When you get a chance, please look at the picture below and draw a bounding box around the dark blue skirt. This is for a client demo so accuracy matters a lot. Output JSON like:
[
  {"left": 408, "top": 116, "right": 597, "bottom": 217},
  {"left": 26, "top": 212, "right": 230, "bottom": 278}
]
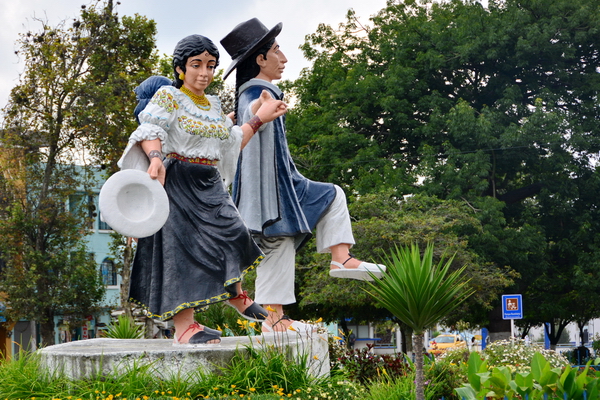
[{"left": 129, "top": 158, "right": 263, "bottom": 321}]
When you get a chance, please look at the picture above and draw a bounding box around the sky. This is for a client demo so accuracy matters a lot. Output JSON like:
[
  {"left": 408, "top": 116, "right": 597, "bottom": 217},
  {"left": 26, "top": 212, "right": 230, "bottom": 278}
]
[{"left": 0, "top": 0, "right": 389, "bottom": 112}]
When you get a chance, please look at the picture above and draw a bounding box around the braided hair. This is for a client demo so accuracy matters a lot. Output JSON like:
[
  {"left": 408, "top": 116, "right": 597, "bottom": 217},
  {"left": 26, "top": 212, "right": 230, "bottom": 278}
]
[{"left": 234, "top": 38, "right": 275, "bottom": 121}]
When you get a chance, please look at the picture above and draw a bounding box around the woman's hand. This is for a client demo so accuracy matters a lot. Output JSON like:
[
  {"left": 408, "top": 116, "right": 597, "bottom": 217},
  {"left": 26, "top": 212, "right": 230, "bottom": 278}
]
[
  {"left": 141, "top": 139, "right": 166, "bottom": 185},
  {"left": 254, "top": 90, "right": 287, "bottom": 123},
  {"left": 147, "top": 157, "right": 166, "bottom": 186}
]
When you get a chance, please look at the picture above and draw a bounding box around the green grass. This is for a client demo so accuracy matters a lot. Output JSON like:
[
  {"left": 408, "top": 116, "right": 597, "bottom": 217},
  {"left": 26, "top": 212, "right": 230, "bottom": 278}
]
[{"left": 0, "top": 344, "right": 366, "bottom": 399}]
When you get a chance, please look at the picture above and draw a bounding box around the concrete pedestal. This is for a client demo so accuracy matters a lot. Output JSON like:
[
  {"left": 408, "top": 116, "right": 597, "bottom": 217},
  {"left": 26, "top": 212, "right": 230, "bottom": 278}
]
[{"left": 38, "top": 332, "right": 329, "bottom": 380}]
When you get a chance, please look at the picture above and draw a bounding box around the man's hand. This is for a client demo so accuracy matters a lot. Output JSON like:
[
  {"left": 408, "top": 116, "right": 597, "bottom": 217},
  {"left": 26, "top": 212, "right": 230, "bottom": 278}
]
[{"left": 255, "top": 90, "right": 287, "bottom": 123}]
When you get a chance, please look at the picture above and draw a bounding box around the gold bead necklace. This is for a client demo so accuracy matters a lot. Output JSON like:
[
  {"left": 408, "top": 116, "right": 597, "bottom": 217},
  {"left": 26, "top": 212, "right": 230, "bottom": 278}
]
[{"left": 180, "top": 86, "right": 211, "bottom": 110}]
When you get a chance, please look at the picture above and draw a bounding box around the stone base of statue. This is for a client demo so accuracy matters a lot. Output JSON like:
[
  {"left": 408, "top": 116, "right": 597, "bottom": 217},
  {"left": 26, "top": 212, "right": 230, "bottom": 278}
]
[{"left": 38, "top": 332, "right": 329, "bottom": 380}]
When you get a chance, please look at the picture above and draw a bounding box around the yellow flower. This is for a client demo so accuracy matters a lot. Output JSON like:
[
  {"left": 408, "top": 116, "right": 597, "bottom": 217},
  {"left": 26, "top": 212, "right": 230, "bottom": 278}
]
[
  {"left": 315, "top": 317, "right": 323, "bottom": 323},
  {"left": 266, "top": 305, "right": 276, "bottom": 312},
  {"left": 249, "top": 388, "right": 256, "bottom": 392},
  {"left": 313, "top": 355, "right": 319, "bottom": 360},
  {"left": 231, "top": 385, "right": 237, "bottom": 388},
  {"left": 333, "top": 336, "right": 342, "bottom": 341},
  {"left": 288, "top": 325, "right": 297, "bottom": 332}
]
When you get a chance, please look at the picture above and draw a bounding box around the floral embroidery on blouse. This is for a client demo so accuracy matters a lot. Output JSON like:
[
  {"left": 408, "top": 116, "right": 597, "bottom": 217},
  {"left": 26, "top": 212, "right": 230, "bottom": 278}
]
[
  {"left": 151, "top": 90, "right": 179, "bottom": 113},
  {"left": 178, "top": 115, "right": 230, "bottom": 139}
]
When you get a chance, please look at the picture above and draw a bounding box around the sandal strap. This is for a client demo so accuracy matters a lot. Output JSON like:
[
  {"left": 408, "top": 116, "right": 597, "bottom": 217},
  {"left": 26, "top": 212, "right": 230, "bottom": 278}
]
[
  {"left": 229, "top": 290, "right": 250, "bottom": 305},
  {"left": 272, "top": 315, "right": 292, "bottom": 328},
  {"left": 176, "top": 322, "right": 201, "bottom": 343},
  {"left": 342, "top": 252, "right": 356, "bottom": 266}
]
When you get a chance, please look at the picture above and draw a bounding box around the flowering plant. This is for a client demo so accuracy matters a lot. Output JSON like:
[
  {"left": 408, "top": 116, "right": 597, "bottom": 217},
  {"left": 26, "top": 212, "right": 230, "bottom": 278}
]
[{"left": 482, "top": 338, "right": 568, "bottom": 373}]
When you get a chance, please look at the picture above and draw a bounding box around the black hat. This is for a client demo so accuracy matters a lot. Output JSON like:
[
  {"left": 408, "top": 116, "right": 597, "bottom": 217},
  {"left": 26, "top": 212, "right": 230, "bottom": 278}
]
[{"left": 221, "top": 18, "right": 282, "bottom": 80}]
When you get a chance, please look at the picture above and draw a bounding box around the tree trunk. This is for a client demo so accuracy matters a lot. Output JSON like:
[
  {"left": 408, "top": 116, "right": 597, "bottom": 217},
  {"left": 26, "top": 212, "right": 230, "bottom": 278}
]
[
  {"left": 40, "top": 318, "right": 55, "bottom": 347},
  {"left": 120, "top": 237, "right": 134, "bottom": 317},
  {"left": 414, "top": 333, "right": 425, "bottom": 400},
  {"left": 397, "top": 325, "right": 414, "bottom": 354},
  {"left": 145, "top": 317, "right": 154, "bottom": 339},
  {"left": 339, "top": 318, "right": 352, "bottom": 349}
]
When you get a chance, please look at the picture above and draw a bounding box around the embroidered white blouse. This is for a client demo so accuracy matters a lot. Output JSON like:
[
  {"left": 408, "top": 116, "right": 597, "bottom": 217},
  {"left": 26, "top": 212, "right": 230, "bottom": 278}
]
[{"left": 118, "top": 85, "right": 242, "bottom": 186}]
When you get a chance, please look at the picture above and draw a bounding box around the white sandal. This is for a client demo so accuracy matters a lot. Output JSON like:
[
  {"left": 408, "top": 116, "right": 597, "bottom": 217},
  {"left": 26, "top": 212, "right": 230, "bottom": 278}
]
[
  {"left": 262, "top": 315, "right": 317, "bottom": 334},
  {"left": 329, "top": 254, "right": 386, "bottom": 281}
]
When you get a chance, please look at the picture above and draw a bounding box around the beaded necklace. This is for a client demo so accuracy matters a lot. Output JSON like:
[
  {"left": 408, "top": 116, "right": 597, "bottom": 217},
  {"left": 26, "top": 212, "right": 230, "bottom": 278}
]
[{"left": 180, "top": 86, "right": 211, "bottom": 110}]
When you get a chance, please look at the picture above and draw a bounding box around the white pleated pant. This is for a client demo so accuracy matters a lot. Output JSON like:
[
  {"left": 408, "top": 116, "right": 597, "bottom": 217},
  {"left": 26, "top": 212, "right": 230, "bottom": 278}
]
[{"left": 253, "top": 185, "right": 355, "bottom": 305}]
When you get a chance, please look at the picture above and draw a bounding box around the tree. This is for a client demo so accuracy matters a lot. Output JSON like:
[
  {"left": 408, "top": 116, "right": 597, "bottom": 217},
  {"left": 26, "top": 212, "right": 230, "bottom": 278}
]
[
  {"left": 288, "top": 0, "right": 600, "bottom": 341},
  {"left": 0, "top": 0, "right": 157, "bottom": 345},
  {"left": 365, "top": 243, "right": 474, "bottom": 400}
]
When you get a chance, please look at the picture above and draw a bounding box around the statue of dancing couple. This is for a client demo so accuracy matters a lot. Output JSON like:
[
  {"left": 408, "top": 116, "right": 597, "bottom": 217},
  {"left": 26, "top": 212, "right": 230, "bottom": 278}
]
[{"left": 117, "top": 19, "right": 385, "bottom": 345}]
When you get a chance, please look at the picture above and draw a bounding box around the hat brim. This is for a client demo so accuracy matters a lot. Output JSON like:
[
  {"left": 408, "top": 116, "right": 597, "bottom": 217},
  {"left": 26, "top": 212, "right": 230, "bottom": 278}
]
[
  {"left": 222, "top": 22, "right": 283, "bottom": 80},
  {"left": 99, "top": 169, "right": 170, "bottom": 238}
]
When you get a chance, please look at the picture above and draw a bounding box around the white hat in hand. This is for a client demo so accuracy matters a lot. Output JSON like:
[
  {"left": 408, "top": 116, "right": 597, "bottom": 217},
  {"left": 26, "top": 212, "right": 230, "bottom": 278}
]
[{"left": 99, "top": 169, "right": 169, "bottom": 238}]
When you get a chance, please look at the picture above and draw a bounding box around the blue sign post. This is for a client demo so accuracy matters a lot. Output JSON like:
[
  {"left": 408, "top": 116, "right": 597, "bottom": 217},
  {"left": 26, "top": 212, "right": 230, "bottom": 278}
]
[{"left": 502, "top": 294, "right": 523, "bottom": 339}]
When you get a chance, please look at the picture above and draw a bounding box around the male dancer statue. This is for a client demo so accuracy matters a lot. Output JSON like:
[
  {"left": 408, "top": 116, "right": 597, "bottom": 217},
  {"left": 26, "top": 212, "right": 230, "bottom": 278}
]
[{"left": 221, "top": 18, "right": 385, "bottom": 333}]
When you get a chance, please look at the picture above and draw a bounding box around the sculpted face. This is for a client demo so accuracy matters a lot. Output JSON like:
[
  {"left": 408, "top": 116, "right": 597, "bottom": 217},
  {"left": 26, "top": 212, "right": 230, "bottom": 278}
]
[
  {"left": 176, "top": 51, "right": 217, "bottom": 96},
  {"left": 255, "top": 41, "right": 288, "bottom": 82}
]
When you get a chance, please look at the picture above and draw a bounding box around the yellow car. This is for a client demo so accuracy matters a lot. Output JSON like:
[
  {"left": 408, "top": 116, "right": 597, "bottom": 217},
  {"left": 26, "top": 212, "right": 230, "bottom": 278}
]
[{"left": 429, "top": 334, "right": 466, "bottom": 355}]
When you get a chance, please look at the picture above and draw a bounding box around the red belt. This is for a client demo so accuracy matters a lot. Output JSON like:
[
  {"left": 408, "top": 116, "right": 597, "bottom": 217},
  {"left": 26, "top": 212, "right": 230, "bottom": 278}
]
[{"left": 166, "top": 153, "right": 218, "bottom": 166}]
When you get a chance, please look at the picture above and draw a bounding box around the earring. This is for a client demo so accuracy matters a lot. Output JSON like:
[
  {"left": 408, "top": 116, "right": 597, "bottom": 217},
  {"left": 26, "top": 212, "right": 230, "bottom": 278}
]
[{"left": 179, "top": 72, "right": 185, "bottom": 80}]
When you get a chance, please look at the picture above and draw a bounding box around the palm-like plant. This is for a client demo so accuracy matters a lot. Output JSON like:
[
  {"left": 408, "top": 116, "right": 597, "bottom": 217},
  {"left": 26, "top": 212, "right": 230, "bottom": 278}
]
[
  {"left": 104, "top": 314, "right": 145, "bottom": 339},
  {"left": 365, "top": 243, "right": 474, "bottom": 400}
]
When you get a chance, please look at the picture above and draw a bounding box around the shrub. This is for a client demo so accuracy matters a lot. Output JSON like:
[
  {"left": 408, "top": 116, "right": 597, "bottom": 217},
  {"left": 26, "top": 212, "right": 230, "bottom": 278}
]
[
  {"left": 335, "top": 344, "right": 410, "bottom": 385},
  {"left": 592, "top": 333, "right": 600, "bottom": 357},
  {"left": 427, "top": 348, "right": 470, "bottom": 400},
  {"left": 563, "top": 346, "right": 594, "bottom": 365},
  {"left": 364, "top": 373, "right": 417, "bottom": 400},
  {"left": 455, "top": 351, "right": 600, "bottom": 400}
]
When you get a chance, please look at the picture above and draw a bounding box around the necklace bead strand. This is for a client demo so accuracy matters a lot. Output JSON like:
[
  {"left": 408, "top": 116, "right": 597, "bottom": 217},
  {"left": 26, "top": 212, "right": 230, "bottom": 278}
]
[{"left": 180, "top": 86, "right": 211, "bottom": 110}]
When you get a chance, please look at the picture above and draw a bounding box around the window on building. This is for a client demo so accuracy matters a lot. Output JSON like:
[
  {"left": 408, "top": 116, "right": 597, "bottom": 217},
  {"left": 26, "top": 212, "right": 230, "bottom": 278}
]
[
  {"left": 100, "top": 258, "right": 117, "bottom": 286},
  {"left": 68, "top": 192, "right": 95, "bottom": 230},
  {"left": 98, "top": 213, "right": 112, "bottom": 231}
]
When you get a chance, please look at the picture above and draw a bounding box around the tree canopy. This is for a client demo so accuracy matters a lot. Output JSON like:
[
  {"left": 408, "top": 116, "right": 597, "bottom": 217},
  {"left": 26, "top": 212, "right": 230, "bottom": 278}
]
[
  {"left": 0, "top": 0, "right": 157, "bottom": 345},
  {"left": 287, "top": 0, "right": 600, "bottom": 340}
]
